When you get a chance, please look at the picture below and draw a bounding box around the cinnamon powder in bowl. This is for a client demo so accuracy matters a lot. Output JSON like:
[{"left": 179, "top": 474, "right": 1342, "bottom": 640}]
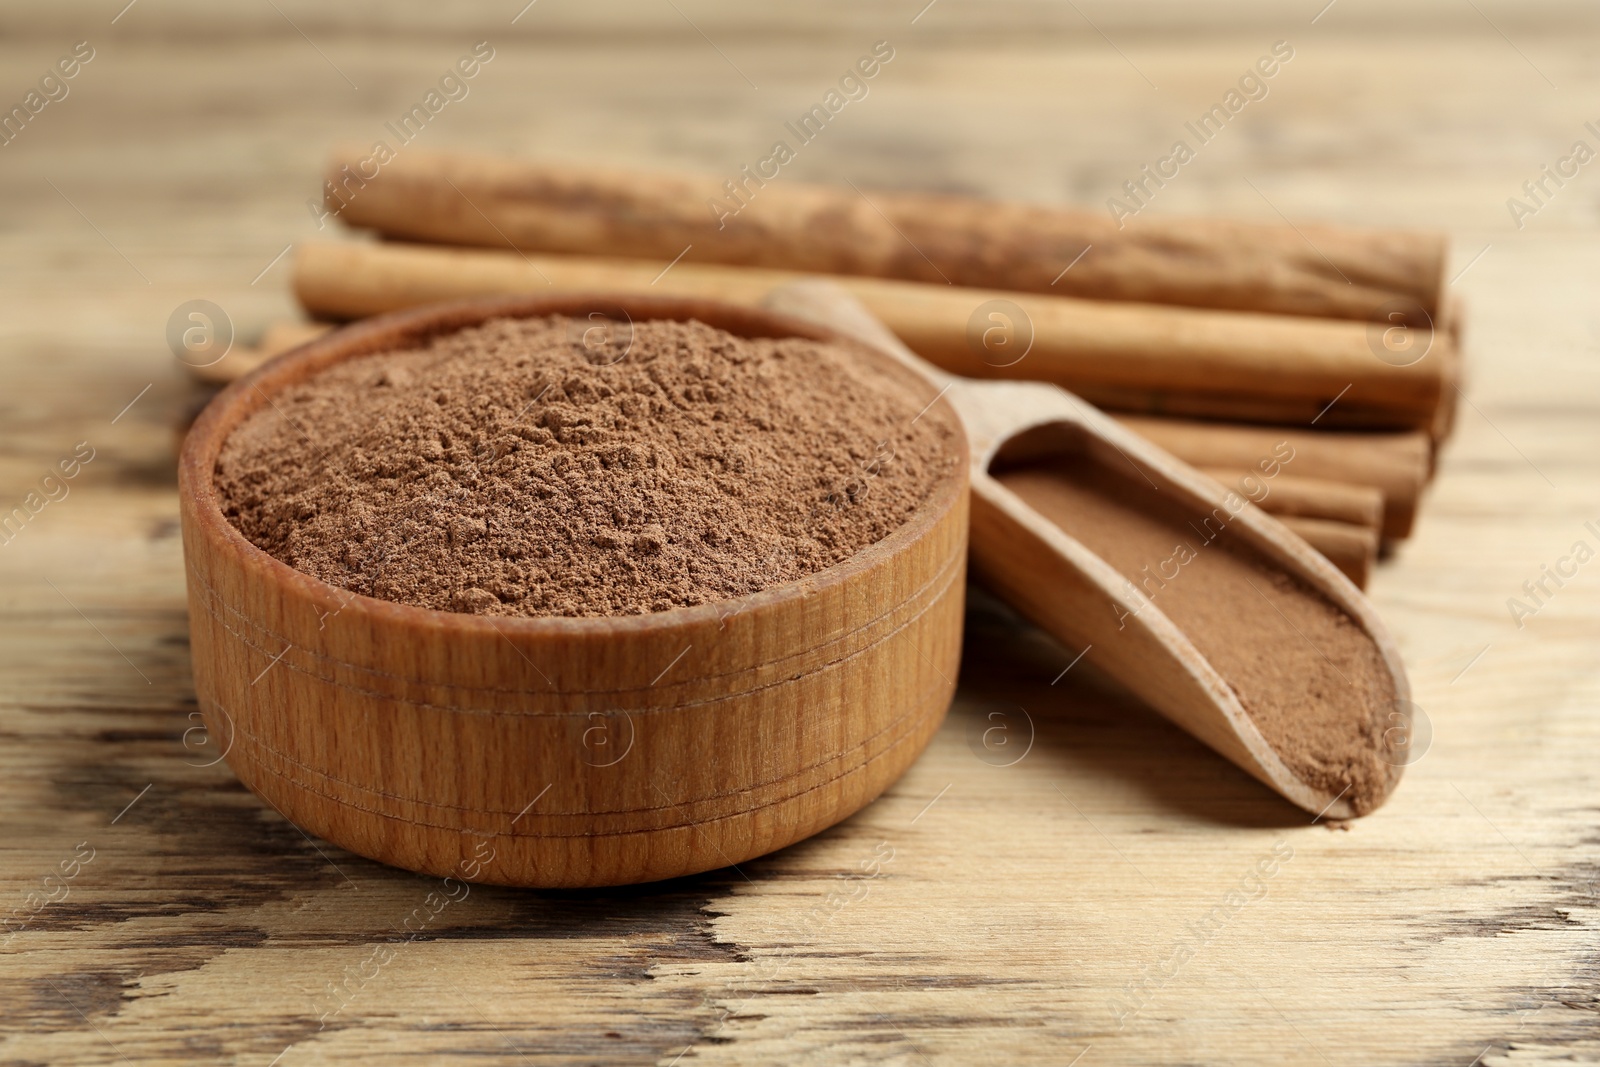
[{"left": 215, "top": 314, "right": 955, "bottom": 617}]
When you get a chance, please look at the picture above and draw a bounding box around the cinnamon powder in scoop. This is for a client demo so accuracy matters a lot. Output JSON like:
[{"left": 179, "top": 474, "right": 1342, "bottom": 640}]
[
  {"left": 215, "top": 316, "right": 955, "bottom": 617},
  {"left": 996, "top": 456, "right": 1398, "bottom": 813}
]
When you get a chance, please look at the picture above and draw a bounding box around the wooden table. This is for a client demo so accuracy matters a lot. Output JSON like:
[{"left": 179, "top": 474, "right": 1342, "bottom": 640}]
[{"left": 4, "top": 4, "right": 1599, "bottom": 1063}]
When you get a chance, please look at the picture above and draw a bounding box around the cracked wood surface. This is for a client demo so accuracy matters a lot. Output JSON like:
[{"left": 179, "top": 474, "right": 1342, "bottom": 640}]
[{"left": 2, "top": 5, "right": 1599, "bottom": 1064}]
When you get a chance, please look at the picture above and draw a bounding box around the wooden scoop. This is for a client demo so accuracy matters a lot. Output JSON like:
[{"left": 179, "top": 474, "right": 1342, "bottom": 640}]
[{"left": 764, "top": 280, "right": 1413, "bottom": 818}]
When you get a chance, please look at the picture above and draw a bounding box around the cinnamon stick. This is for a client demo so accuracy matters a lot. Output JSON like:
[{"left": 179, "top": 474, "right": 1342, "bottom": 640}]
[
  {"left": 259, "top": 320, "right": 333, "bottom": 354},
  {"left": 291, "top": 241, "right": 1446, "bottom": 431},
  {"left": 183, "top": 321, "right": 334, "bottom": 386},
  {"left": 1115, "top": 415, "right": 1429, "bottom": 540},
  {"left": 1195, "top": 463, "right": 1382, "bottom": 583},
  {"left": 1199, "top": 469, "right": 1384, "bottom": 531},
  {"left": 187, "top": 346, "right": 267, "bottom": 387},
  {"left": 324, "top": 148, "right": 1446, "bottom": 325},
  {"left": 1277, "top": 516, "right": 1378, "bottom": 588},
  {"left": 1432, "top": 296, "right": 1467, "bottom": 444}
]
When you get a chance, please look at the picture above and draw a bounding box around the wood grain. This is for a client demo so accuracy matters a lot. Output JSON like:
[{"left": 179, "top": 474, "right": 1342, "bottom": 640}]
[{"left": 4, "top": 8, "right": 1600, "bottom": 1066}]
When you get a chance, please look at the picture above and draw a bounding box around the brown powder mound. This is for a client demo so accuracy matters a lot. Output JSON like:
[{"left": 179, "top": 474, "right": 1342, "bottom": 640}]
[
  {"left": 215, "top": 315, "right": 955, "bottom": 617},
  {"left": 995, "top": 457, "right": 1395, "bottom": 813}
]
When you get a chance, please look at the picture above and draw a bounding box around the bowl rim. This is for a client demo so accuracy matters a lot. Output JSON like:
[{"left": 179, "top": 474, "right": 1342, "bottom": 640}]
[{"left": 179, "top": 291, "right": 969, "bottom": 640}]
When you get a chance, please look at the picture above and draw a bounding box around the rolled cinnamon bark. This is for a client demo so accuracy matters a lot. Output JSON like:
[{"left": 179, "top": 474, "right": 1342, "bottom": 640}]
[
  {"left": 260, "top": 320, "right": 333, "bottom": 354},
  {"left": 187, "top": 346, "right": 266, "bottom": 387},
  {"left": 1199, "top": 468, "right": 1384, "bottom": 531},
  {"left": 183, "top": 321, "right": 335, "bottom": 386},
  {"left": 324, "top": 149, "right": 1447, "bottom": 325},
  {"left": 1115, "top": 415, "right": 1429, "bottom": 540},
  {"left": 291, "top": 241, "right": 1445, "bottom": 431},
  {"left": 1201, "top": 460, "right": 1383, "bottom": 583},
  {"left": 1432, "top": 297, "right": 1467, "bottom": 445},
  {"left": 1278, "top": 516, "right": 1377, "bottom": 588}
]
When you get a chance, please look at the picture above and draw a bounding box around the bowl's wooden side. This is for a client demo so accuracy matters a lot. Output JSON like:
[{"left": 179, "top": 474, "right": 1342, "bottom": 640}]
[{"left": 178, "top": 293, "right": 969, "bottom": 887}]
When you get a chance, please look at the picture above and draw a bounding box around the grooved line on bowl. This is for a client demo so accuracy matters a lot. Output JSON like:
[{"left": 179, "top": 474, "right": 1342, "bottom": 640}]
[
  {"left": 219, "top": 639, "right": 953, "bottom": 825},
  {"left": 211, "top": 612, "right": 957, "bottom": 817},
  {"left": 227, "top": 683, "right": 948, "bottom": 837}
]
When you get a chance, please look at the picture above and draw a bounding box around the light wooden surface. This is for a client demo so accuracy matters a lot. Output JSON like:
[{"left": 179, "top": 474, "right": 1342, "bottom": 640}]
[{"left": 3, "top": 4, "right": 1600, "bottom": 1064}]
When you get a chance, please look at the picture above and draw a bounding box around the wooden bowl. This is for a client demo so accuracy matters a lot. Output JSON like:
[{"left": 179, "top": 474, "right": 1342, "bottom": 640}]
[{"left": 178, "top": 293, "right": 969, "bottom": 888}]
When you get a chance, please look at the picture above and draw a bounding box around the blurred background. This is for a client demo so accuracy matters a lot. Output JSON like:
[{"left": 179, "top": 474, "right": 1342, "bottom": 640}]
[
  {"left": 4, "top": 0, "right": 1598, "bottom": 337},
  {"left": 6, "top": 0, "right": 1596, "bottom": 515}
]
